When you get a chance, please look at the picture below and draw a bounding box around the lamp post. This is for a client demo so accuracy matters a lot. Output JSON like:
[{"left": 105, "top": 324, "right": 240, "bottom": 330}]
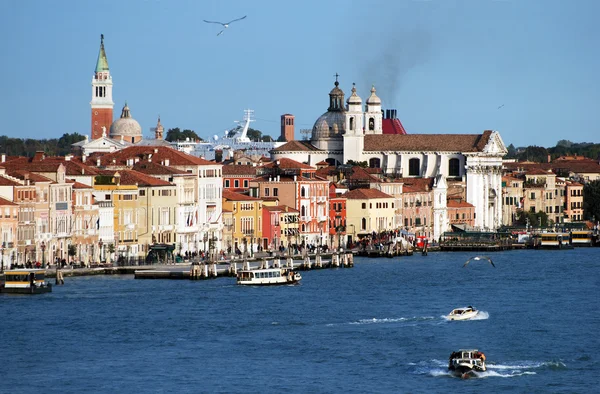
[
  {"left": 40, "top": 241, "right": 46, "bottom": 267},
  {"left": 99, "top": 239, "right": 103, "bottom": 263},
  {"left": 349, "top": 224, "right": 356, "bottom": 247},
  {"left": 250, "top": 230, "right": 255, "bottom": 258}
]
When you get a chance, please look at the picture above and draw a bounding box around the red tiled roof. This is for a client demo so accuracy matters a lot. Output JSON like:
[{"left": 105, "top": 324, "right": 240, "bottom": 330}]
[
  {"left": 70, "top": 180, "right": 92, "bottom": 189},
  {"left": 349, "top": 166, "right": 379, "bottom": 182},
  {"left": 0, "top": 176, "right": 22, "bottom": 186},
  {"left": 364, "top": 131, "right": 493, "bottom": 152},
  {"left": 0, "top": 196, "right": 17, "bottom": 206},
  {"left": 263, "top": 157, "right": 315, "bottom": 170},
  {"left": 132, "top": 161, "right": 189, "bottom": 175},
  {"left": 223, "top": 189, "right": 261, "bottom": 201},
  {"left": 526, "top": 168, "right": 554, "bottom": 175},
  {"left": 222, "top": 164, "right": 260, "bottom": 176},
  {"left": 101, "top": 169, "right": 173, "bottom": 187},
  {"left": 396, "top": 177, "right": 434, "bottom": 193},
  {"left": 97, "top": 146, "right": 218, "bottom": 167},
  {"left": 447, "top": 199, "right": 474, "bottom": 208},
  {"left": 272, "top": 140, "right": 323, "bottom": 152},
  {"left": 382, "top": 118, "right": 407, "bottom": 135},
  {"left": 344, "top": 188, "right": 393, "bottom": 199},
  {"left": 6, "top": 170, "right": 53, "bottom": 183}
]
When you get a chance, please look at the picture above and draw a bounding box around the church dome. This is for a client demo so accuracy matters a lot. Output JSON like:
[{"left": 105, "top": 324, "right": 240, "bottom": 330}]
[
  {"left": 366, "top": 85, "right": 381, "bottom": 105},
  {"left": 311, "top": 111, "right": 346, "bottom": 141},
  {"left": 110, "top": 102, "right": 142, "bottom": 138},
  {"left": 346, "top": 83, "right": 362, "bottom": 105},
  {"left": 312, "top": 77, "right": 346, "bottom": 141}
]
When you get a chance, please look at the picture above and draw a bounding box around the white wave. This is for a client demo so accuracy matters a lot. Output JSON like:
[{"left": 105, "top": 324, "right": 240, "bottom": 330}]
[
  {"left": 489, "top": 360, "right": 566, "bottom": 370},
  {"left": 350, "top": 316, "right": 436, "bottom": 325},
  {"left": 475, "top": 370, "right": 537, "bottom": 378}
]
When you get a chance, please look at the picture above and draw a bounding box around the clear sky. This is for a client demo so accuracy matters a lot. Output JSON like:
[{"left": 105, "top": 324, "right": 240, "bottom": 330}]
[{"left": 2, "top": 0, "right": 599, "bottom": 148}]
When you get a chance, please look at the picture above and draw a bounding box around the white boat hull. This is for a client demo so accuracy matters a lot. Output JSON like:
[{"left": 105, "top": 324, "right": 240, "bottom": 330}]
[{"left": 447, "top": 310, "right": 479, "bottom": 321}]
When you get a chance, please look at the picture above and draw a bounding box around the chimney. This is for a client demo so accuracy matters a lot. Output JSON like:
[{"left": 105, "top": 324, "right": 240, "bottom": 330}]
[
  {"left": 1, "top": 154, "right": 5, "bottom": 163},
  {"left": 82, "top": 154, "right": 87, "bottom": 163},
  {"left": 548, "top": 154, "right": 551, "bottom": 163},
  {"left": 164, "top": 159, "right": 169, "bottom": 167},
  {"left": 96, "top": 158, "right": 101, "bottom": 166},
  {"left": 277, "top": 175, "right": 280, "bottom": 182},
  {"left": 65, "top": 154, "right": 72, "bottom": 161},
  {"left": 154, "top": 148, "right": 159, "bottom": 153}
]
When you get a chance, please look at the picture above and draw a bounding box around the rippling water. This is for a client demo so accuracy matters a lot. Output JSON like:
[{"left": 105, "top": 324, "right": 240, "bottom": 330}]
[{"left": 1, "top": 249, "right": 599, "bottom": 393}]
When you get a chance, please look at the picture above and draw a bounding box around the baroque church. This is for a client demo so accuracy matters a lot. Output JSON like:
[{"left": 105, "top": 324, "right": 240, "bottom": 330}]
[{"left": 272, "top": 77, "right": 508, "bottom": 237}]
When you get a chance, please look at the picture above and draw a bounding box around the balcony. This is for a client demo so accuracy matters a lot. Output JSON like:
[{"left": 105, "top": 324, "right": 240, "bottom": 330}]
[{"left": 300, "top": 216, "right": 312, "bottom": 222}]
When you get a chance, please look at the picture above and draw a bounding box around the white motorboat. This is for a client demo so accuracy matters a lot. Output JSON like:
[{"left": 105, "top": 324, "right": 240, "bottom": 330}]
[
  {"left": 446, "top": 306, "right": 479, "bottom": 321},
  {"left": 448, "top": 349, "right": 487, "bottom": 378},
  {"left": 237, "top": 268, "right": 301, "bottom": 286}
]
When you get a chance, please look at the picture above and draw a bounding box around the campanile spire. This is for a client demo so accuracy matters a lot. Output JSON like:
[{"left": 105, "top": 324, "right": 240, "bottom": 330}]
[{"left": 90, "top": 34, "right": 114, "bottom": 140}]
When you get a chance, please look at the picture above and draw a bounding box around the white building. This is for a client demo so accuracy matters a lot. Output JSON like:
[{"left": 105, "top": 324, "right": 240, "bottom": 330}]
[{"left": 272, "top": 78, "right": 508, "bottom": 236}]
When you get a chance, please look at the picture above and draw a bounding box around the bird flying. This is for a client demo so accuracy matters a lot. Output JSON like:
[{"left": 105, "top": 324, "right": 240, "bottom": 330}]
[
  {"left": 203, "top": 15, "right": 247, "bottom": 36},
  {"left": 463, "top": 256, "right": 496, "bottom": 268},
  {"left": 497, "top": 104, "right": 504, "bottom": 109}
]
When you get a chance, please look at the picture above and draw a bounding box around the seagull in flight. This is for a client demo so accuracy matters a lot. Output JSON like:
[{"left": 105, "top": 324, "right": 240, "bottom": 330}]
[
  {"left": 203, "top": 15, "right": 247, "bottom": 36},
  {"left": 497, "top": 104, "right": 505, "bottom": 109},
  {"left": 463, "top": 256, "right": 496, "bottom": 268}
]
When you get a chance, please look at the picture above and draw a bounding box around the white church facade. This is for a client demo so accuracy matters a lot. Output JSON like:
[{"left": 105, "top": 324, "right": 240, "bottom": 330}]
[{"left": 272, "top": 78, "right": 508, "bottom": 240}]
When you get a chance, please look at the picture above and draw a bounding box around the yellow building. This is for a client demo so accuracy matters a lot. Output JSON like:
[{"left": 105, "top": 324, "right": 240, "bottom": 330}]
[
  {"left": 344, "top": 188, "right": 396, "bottom": 243},
  {"left": 223, "top": 190, "right": 263, "bottom": 255}
]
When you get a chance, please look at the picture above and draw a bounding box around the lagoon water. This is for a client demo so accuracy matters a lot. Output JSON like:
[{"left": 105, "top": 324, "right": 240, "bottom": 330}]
[{"left": 1, "top": 249, "right": 599, "bottom": 393}]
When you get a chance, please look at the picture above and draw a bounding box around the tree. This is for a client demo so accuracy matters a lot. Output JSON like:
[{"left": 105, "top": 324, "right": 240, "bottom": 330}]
[
  {"left": 516, "top": 146, "right": 549, "bottom": 163},
  {"left": 583, "top": 180, "right": 600, "bottom": 222},
  {"left": 165, "top": 127, "right": 202, "bottom": 142},
  {"left": 346, "top": 160, "right": 368, "bottom": 168},
  {"left": 505, "top": 144, "right": 517, "bottom": 158}
]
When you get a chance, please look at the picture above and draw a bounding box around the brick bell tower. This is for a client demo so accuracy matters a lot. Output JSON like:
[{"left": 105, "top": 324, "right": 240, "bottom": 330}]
[{"left": 90, "top": 34, "right": 114, "bottom": 140}]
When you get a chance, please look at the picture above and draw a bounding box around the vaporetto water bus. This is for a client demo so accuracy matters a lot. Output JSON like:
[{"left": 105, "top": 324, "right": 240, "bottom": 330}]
[
  {"left": 236, "top": 268, "right": 301, "bottom": 286},
  {"left": 0, "top": 269, "right": 52, "bottom": 294}
]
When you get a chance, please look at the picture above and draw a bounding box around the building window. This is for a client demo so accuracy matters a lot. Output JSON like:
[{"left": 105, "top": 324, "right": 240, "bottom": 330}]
[
  {"left": 264, "top": 188, "right": 270, "bottom": 197},
  {"left": 448, "top": 158, "right": 460, "bottom": 177},
  {"left": 362, "top": 202, "right": 366, "bottom": 209},
  {"left": 234, "top": 180, "right": 239, "bottom": 188},
  {"left": 349, "top": 117, "right": 354, "bottom": 130},
  {"left": 369, "top": 158, "right": 380, "bottom": 168},
  {"left": 244, "top": 180, "right": 248, "bottom": 188},
  {"left": 225, "top": 180, "right": 230, "bottom": 188},
  {"left": 361, "top": 217, "right": 367, "bottom": 230},
  {"left": 408, "top": 158, "right": 420, "bottom": 176},
  {"left": 368, "top": 117, "right": 374, "bottom": 131},
  {"left": 139, "top": 190, "right": 145, "bottom": 196},
  {"left": 273, "top": 188, "right": 278, "bottom": 197}
]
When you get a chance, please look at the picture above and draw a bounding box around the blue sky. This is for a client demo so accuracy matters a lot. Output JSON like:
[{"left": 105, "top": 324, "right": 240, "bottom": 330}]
[{"left": 2, "top": 0, "right": 599, "bottom": 148}]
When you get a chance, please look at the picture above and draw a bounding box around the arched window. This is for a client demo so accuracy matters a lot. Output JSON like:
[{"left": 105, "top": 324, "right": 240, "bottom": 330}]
[
  {"left": 448, "top": 158, "right": 460, "bottom": 177},
  {"left": 301, "top": 187, "right": 306, "bottom": 197},
  {"left": 369, "top": 158, "right": 381, "bottom": 168},
  {"left": 349, "top": 117, "right": 354, "bottom": 130},
  {"left": 408, "top": 158, "right": 420, "bottom": 176},
  {"left": 368, "top": 117, "right": 375, "bottom": 131},
  {"left": 361, "top": 217, "right": 367, "bottom": 230},
  {"left": 301, "top": 206, "right": 306, "bottom": 216}
]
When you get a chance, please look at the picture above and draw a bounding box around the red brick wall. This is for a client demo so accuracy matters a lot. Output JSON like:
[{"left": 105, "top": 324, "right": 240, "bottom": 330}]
[{"left": 91, "top": 108, "right": 113, "bottom": 140}]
